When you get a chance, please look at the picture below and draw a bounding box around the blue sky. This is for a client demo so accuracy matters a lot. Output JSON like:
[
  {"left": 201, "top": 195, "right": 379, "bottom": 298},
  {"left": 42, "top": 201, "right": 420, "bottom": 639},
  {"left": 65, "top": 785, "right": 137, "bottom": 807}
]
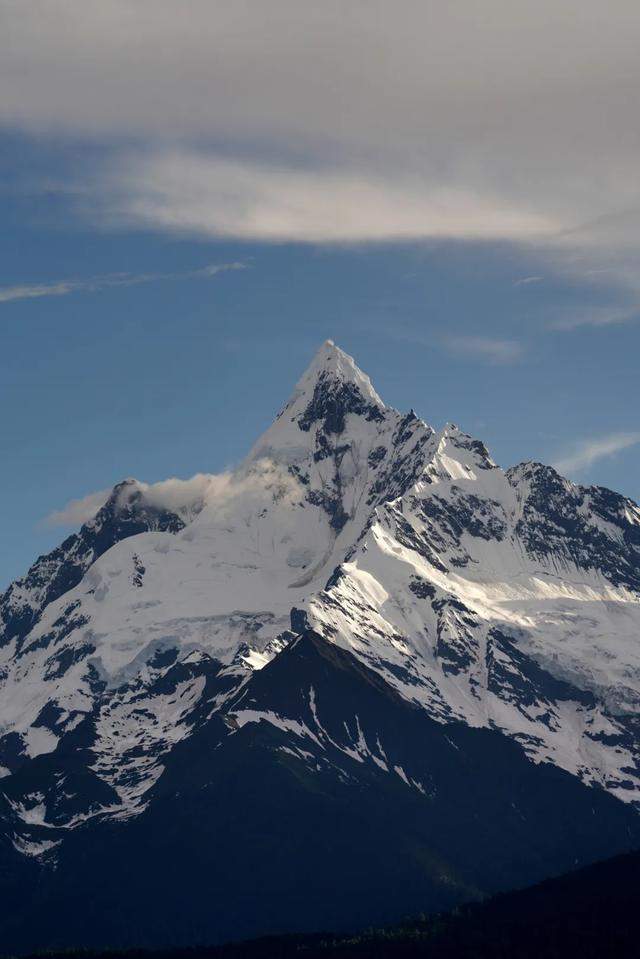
[{"left": 2, "top": 3, "right": 640, "bottom": 587}]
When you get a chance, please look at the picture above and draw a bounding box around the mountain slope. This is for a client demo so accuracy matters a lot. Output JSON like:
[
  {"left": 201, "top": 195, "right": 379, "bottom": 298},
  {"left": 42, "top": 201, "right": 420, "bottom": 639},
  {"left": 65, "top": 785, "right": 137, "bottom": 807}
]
[
  {"left": 0, "top": 479, "right": 184, "bottom": 652},
  {"left": 1, "top": 340, "right": 640, "bottom": 951},
  {"left": 308, "top": 428, "right": 640, "bottom": 804},
  {"left": 1, "top": 630, "right": 639, "bottom": 954}
]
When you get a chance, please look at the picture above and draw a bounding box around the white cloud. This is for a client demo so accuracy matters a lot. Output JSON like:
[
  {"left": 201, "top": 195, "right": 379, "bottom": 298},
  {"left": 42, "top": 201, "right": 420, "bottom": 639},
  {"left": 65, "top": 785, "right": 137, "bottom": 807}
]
[
  {"left": 378, "top": 327, "right": 525, "bottom": 364},
  {"left": 514, "top": 276, "right": 544, "bottom": 286},
  {"left": 441, "top": 335, "right": 524, "bottom": 364},
  {"left": 128, "top": 473, "right": 230, "bottom": 522},
  {"left": 44, "top": 476, "right": 223, "bottom": 528},
  {"left": 2, "top": 2, "right": 640, "bottom": 254},
  {"left": 553, "top": 432, "right": 640, "bottom": 476},
  {"left": 548, "top": 306, "right": 639, "bottom": 332},
  {"left": 118, "top": 462, "right": 300, "bottom": 523},
  {"left": 44, "top": 460, "right": 300, "bottom": 529},
  {"left": 0, "top": 261, "right": 244, "bottom": 305},
  {"left": 0, "top": 281, "right": 77, "bottom": 304},
  {"left": 95, "top": 150, "right": 556, "bottom": 244},
  {"left": 45, "top": 489, "right": 111, "bottom": 527}
]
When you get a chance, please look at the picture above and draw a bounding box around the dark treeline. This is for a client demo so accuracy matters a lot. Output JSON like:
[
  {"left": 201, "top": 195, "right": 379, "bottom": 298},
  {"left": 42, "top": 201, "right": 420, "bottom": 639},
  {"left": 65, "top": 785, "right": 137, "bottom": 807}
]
[{"left": 12, "top": 847, "right": 640, "bottom": 959}]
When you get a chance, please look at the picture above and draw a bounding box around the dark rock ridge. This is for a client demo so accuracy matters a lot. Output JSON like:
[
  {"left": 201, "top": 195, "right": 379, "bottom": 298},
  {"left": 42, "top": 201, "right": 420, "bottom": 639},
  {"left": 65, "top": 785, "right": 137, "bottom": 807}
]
[
  {"left": 298, "top": 371, "right": 386, "bottom": 435},
  {"left": 507, "top": 461, "right": 640, "bottom": 591}
]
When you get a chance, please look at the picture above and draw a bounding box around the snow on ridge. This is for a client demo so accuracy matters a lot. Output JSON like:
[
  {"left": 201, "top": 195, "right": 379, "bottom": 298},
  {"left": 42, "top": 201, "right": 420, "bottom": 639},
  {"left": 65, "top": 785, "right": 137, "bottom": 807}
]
[{"left": 305, "top": 434, "right": 640, "bottom": 802}]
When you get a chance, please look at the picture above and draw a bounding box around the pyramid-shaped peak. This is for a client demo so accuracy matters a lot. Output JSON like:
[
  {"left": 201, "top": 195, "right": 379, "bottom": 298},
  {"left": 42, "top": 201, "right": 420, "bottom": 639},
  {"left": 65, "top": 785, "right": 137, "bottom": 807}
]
[
  {"left": 248, "top": 342, "right": 389, "bottom": 462},
  {"left": 295, "top": 340, "right": 384, "bottom": 410}
]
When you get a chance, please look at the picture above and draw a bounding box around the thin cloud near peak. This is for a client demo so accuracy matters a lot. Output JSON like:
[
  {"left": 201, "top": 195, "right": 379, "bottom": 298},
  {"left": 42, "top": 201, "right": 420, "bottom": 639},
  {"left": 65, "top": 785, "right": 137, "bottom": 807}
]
[
  {"left": 553, "top": 431, "right": 640, "bottom": 477},
  {"left": 43, "top": 489, "right": 112, "bottom": 528},
  {"left": 441, "top": 335, "right": 524, "bottom": 364}
]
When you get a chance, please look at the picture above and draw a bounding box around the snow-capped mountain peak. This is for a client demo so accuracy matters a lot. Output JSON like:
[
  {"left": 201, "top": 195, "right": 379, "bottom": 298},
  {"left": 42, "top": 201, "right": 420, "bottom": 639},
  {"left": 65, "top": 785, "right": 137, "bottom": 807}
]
[
  {"left": 1, "top": 341, "right": 640, "bottom": 890},
  {"left": 249, "top": 339, "right": 388, "bottom": 464},
  {"left": 246, "top": 342, "right": 433, "bottom": 543},
  {"left": 279, "top": 338, "right": 385, "bottom": 420}
]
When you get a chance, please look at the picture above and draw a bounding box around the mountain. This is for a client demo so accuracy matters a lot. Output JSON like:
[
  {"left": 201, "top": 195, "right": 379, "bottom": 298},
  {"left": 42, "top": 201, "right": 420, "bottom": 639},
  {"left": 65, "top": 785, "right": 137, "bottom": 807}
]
[{"left": 1, "top": 340, "right": 640, "bottom": 952}]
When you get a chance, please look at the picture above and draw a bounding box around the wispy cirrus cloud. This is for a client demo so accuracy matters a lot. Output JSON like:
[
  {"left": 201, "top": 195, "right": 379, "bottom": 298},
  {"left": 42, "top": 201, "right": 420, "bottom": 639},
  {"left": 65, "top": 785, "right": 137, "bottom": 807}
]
[
  {"left": 548, "top": 306, "right": 639, "bottom": 332},
  {"left": 553, "top": 432, "right": 640, "bottom": 476},
  {"left": 0, "top": 280, "right": 78, "bottom": 304},
  {"left": 0, "top": 261, "right": 245, "bottom": 305},
  {"left": 441, "top": 335, "right": 524, "bottom": 364},
  {"left": 514, "top": 275, "right": 544, "bottom": 287},
  {"left": 377, "top": 326, "right": 525, "bottom": 365}
]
